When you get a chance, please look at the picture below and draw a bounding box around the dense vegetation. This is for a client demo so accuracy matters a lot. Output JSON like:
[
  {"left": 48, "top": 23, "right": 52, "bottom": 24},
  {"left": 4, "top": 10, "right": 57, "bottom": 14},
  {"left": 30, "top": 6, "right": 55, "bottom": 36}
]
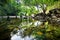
[{"left": 0, "top": 0, "right": 60, "bottom": 40}]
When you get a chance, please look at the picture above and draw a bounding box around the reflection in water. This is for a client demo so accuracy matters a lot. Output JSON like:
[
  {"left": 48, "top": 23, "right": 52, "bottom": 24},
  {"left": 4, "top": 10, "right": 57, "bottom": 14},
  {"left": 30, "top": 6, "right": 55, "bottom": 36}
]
[
  {"left": 34, "top": 21, "right": 43, "bottom": 26},
  {"left": 11, "top": 21, "right": 42, "bottom": 40},
  {"left": 11, "top": 30, "right": 35, "bottom": 40},
  {"left": 11, "top": 35, "right": 23, "bottom": 40}
]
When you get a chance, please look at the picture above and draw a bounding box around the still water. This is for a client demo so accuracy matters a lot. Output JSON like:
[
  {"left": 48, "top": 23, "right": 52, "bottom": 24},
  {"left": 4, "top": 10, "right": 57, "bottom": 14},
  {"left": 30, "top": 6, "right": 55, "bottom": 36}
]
[
  {"left": 11, "top": 30, "right": 35, "bottom": 40},
  {"left": 11, "top": 21, "right": 42, "bottom": 40}
]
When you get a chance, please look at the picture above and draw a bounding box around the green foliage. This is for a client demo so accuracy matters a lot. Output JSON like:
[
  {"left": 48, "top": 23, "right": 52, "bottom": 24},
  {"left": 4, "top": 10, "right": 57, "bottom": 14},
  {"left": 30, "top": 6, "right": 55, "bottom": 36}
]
[
  {"left": 23, "top": 0, "right": 59, "bottom": 6},
  {"left": 0, "top": 0, "right": 60, "bottom": 16},
  {"left": 22, "top": 21, "right": 60, "bottom": 40},
  {"left": 0, "top": 0, "right": 60, "bottom": 40},
  {"left": 0, "top": 0, "right": 10, "bottom": 6},
  {"left": 0, "top": 0, "right": 20, "bottom": 16},
  {"left": 23, "top": 0, "right": 60, "bottom": 13},
  {"left": 18, "top": 6, "right": 38, "bottom": 16},
  {"left": 0, "top": 4, "right": 19, "bottom": 16}
]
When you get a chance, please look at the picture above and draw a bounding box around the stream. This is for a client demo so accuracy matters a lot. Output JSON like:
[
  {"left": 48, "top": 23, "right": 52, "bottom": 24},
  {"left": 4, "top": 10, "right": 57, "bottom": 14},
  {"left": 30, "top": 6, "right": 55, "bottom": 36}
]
[
  {"left": 11, "top": 32, "right": 35, "bottom": 40},
  {"left": 11, "top": 21, "right": 42, "bottom": 40}
]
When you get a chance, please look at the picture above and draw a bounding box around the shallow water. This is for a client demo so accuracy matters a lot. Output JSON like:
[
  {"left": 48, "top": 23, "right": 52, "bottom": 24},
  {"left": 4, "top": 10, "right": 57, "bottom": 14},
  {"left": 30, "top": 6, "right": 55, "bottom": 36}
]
[
  {"left": 11, "top": 31, "right": 35, "bottom": 40},
  {"left": 11, "top": 21, "right": 42, "bottom": 40}
]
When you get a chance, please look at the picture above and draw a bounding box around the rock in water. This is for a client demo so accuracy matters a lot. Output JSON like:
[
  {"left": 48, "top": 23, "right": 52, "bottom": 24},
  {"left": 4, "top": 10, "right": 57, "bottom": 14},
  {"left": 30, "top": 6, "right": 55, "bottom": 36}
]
[
  {"left": 47, "top": 8, "right": 60, "bottom": 25},
  {"left": 33, "top": 8, "right": 60, "bottom": 25}
]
